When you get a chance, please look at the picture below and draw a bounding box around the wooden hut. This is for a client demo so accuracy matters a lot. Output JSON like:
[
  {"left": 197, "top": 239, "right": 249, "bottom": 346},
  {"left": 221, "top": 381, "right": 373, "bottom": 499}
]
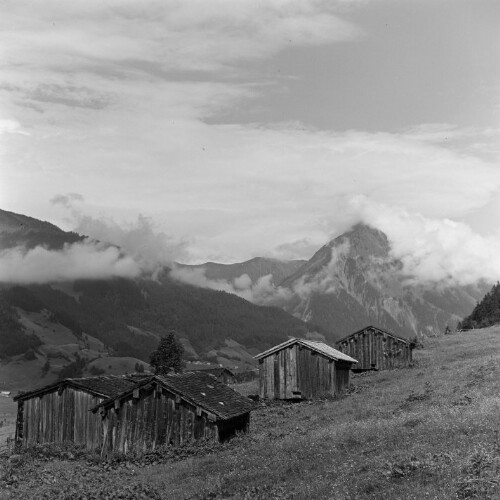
[
  {"left": 336, "top": 325, "right": 414, "bottom": 371},
  {"left": 14, "top": 374, "right": 148, "bottom": 449},
  {"left": 254, "top": 338, "right": 357, "bottom": 400},
  {"left": 186, "top": 365, "right": 236, "bottom": 384},
  {"left": 93, "top": 371, "right": 254, "bottom": 456}
]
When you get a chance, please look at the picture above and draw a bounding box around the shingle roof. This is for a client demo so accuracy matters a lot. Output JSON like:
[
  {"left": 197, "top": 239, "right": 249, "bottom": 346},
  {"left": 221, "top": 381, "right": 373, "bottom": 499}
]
[
  {"left": 254, "top": 338, "right": 357, "bottom": 363},
  {"left": 14, "top": 374, "right": 150, "bottom": 402},
  {"left": 336, "top": 325, "right": 412, "bottom": 345},
  {"left": 187, "top": 366, "right": 235, "bottom": 378},
  {"left": 95, "top": 372, "right": 255, "bottom": 421}
]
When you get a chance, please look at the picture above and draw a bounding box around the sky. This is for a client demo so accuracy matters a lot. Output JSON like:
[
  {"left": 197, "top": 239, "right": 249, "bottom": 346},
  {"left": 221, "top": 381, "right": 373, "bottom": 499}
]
[{"left": 1, "top": 0, "right": 500, "bottom": 282}]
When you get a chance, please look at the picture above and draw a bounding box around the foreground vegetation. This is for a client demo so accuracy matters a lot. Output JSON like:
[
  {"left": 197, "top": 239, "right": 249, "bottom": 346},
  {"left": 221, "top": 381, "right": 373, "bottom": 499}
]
[{"left": 1, "top": 327, "right": 500, "bottom": 499}]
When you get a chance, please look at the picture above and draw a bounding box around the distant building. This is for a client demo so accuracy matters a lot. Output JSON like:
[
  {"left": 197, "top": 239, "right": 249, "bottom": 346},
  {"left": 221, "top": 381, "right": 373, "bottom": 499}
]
[
  {"left": 336, "top": 325, "right": 415, "bottom": 371},
  {"left": 185, "top": 364, "right": 236, "bottom": 384},
  {"left": 14, "top": 375, "right": 148, "bottom": 449},
  {"left": 93, "top": 371, "right": 255, "bottom": 456},
  {"left": 254, "top": 338, "right": 357, "bottom": 400},
  {"left": 232, "top": 368, "right": 259, "bottom": 383}
]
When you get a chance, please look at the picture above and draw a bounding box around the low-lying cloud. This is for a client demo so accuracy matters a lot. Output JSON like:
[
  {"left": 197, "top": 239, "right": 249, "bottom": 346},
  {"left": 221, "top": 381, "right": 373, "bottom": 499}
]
[
  {"left": 290, "top": 242, "right": 350, "bottom": 299},
  {"left": 74, "top": 214, "right": 189, "bottom": 272},
  {"left": 0, "top": 240, "right": 140, "bottom": 284},
  {"left": 169, "top": 243, "right": 351, "bottom": 306},
  {"left": 169, "top": 267, "right": 293, "bottom": 307},
  {"left": 51, "top": 194, "right": 189, "bottom": 273},
  {"left": 349, "top": 195, "right": 500, "bottom": 286}
]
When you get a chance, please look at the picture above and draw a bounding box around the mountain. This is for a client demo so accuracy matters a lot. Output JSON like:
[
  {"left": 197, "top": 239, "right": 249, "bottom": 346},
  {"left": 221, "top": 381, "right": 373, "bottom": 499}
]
[
  {"left": 279, "top": 224, "right": 489, "bottom": 341},
  {"left": 0, "top": 208, "right": 83, "bottom": 250},
  {"left": 0, "top": 209, "right": 319, "bottom": 388},
  {"left": 0, "top": 209, "right": 490, "bottom": 390},
  {"left": 458, "top": 282, "right": 500, "bottom": 330},
  {"left": 177, "top": 257, "right": 306, "bottom": 285}
]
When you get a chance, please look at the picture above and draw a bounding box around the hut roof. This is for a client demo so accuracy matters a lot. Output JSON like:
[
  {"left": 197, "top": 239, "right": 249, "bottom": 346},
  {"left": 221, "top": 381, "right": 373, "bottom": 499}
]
[
  {"left": 254, "top": 338, "right": 357, "bottom": 363},
  {"left": 94, "top": 371, "right": 255, "bottom": 421},
  {"left": 14, "top": 374, "right": 150, "bottom": 402},
  {"left": 187, "top": 366, "right": 235, "bottom": 378},
  {"left": 336, "top": 325, "right": 412, "bottom": 345}
]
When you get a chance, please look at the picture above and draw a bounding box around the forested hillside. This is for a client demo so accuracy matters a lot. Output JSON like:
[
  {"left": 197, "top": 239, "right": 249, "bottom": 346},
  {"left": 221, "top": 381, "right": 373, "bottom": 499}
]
[
  {"left": 458, "top": 282, "right": 500, "bottom": 330},
  {"left": 0, "top": 270, "right": 318, "bottom": 362},
  {"left": 0, "top": 209, "right": 320, "bottom": 367},
  {"left": 0, "top": 296, "right": 41, "bottom": 358}
]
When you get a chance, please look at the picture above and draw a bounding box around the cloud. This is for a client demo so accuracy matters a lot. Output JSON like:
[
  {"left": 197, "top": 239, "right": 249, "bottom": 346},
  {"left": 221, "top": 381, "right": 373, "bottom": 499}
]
[
  {"left": 54, "top": 200, "right": 190, "bottom": 271},
  {"left": 0, "top": 1, "right": 361, "bottom": 74},
  {"left": 272, "top": 239, "right": 320, "bottom": 261},
  {"left": 1, "top": 195, "right": 189, "bottom": 284},
  {"left": 0, "top": 119, "right": 24, "bottom": 134},
  {"left": 290, "top": 242, "right": 351, "bottom": 298},
  {"left": 29, "top": 84, "right": 112, "bottom": 110},
  {"left": 0, "top": 240, "right": 140, "bottom": 284},
  {"left": 169, "top": 267, "right": 293, "bottom": 306},
  {"left": 349, "top": 196, "right": 500, "bottom": 286},
  {"left": 50, "top": 193, "right": 85, "bottom": 209},
  {"left": 169, "top": 242, "right": 352, "bottom": 307},
  {"left": 1, "top": 0, "right": 499, "bottom": 271}
]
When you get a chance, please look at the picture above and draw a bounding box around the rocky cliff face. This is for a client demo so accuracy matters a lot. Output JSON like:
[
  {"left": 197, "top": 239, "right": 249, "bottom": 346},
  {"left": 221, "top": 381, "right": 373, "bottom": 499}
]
[{"left": 279, "top": 224, "right": 487, "bottom": 341}]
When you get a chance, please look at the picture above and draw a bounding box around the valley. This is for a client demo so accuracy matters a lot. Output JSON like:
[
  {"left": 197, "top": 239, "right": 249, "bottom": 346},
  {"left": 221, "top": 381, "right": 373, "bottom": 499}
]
[{"left": 0, "top": 208, "right": 492, "bottom": 395}]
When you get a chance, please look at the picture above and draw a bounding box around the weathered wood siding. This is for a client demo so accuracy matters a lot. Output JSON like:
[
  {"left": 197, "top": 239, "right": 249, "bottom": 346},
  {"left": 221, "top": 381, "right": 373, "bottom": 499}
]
[
  {"left": 101, "top": 385, "right": 249, "bottom": 455},
  {"left": 258, "top": 345, "right": 351, "bottom": 400},
  {"left": 337, "top": 328, "right": 412, "bottom": 371},
  {"left": 18, "top": 388, "right": 104, "bottom": 450}
]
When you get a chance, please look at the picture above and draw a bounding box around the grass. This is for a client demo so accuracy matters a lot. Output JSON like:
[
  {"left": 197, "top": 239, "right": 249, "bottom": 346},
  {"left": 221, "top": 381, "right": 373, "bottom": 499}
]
[
  {"left": 0, "top": 397, "right": 16, "bottom": 450},
  {"left": 1, "top": 327, "right": 500, "bottom": 499}
]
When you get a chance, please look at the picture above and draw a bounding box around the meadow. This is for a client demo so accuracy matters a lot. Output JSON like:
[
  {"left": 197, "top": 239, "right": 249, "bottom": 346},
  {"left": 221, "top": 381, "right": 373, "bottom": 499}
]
[
  {"left": 1, "top": 327, "right": 499, "bottom": 499},
  {"left": 0, "top": 397, "right": 16, "bottom": 453}
]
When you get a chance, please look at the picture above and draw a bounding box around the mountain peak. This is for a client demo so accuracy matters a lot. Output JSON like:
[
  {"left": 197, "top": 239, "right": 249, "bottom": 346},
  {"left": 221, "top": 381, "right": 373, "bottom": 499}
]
[
  {"left": 279, "top": 224, "right": 388, "bottom": 288},
  {"left": 329, "top": 223, "right": 390, "bottom": 259}
]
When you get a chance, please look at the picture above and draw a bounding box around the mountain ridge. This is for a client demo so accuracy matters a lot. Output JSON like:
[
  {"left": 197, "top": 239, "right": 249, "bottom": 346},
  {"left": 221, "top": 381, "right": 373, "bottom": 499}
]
[
  {"left": 279, "top": 223, "right": 488, "bottom": 340},
  {"left": 0, "top": 209, "right": 322, "bottom": 388},
  {"left": 0, "top": 209, "right": 490, "bottom": 389},
  {"left": 177, "top": 256, "right": 306, "bottom": 286}
]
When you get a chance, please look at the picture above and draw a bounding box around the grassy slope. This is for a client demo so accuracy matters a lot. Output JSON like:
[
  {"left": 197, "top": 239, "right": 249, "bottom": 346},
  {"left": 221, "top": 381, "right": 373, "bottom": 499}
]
[
  {"left": 0, "top": 397, "right": 16, "bottom": 450},
  {"left": 1, "top": 327, "right": 500, "bottom": 499}
]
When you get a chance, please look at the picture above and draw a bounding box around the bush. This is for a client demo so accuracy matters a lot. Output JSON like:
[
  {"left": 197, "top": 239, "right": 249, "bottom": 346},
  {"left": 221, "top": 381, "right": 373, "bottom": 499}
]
[
  {"left": 58, "top": 357, "right": 86, "bottom": 380},
  {"left": 89, "top": 365, "right": 105, "bottom": 376},
  {"left": 23, "top": 349, "right": 37, "bottom": 361}
]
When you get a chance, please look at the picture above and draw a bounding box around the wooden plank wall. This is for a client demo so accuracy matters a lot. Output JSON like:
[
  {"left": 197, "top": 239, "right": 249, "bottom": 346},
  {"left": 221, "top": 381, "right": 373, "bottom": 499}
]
[
  {"left": 259, "top": 345, "right": 300, "bottom": 400},
  {"left": 337, "top": 329, "right": 412, "bottom": 370},
  {"left": 101, "top": 386, "right": 222, "bottom": 455},
  {"left": 259, "top": 345, "right": 351, "bottom": 400},
  {"left": 296, "top": 347, "right": 336, "bottom": 399},
  {"left": 21, "top": 388, "right": 103, "bottom": 450},
  {"left": 334, "top": 364, "right": 351, "bottom": 395}
]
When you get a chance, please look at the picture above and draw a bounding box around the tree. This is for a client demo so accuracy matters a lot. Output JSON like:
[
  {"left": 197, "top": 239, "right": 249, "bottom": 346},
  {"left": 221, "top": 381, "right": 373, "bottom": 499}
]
[
  {"left": 41, "top": 358, "right": 51, "bottom": 377},
  {"left": 149, "top": 330, "right": 184, "bottom": 375}
]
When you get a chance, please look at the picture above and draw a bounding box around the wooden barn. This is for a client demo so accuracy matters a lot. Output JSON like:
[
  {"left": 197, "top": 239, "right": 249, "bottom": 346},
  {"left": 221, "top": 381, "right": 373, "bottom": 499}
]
[
  {"left": 336, "top": 325, "right": 415, "bottom": 371},
  {"left": 93, "top": 371, "right": 254, "bottom": 456},
  {"left": 254, "top": 338, "right": 357, "bottom": 400},
  {"left": 14, "top": 374, "right": 148, "bottom": 449}
]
